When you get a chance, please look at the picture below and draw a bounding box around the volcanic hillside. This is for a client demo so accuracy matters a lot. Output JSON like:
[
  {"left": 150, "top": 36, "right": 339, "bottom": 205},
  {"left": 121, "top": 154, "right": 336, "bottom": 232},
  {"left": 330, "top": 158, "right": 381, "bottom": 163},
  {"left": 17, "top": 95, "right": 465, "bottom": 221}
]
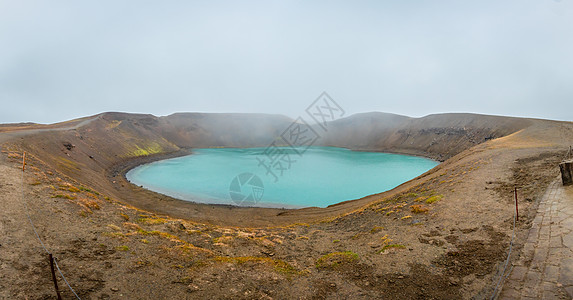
[
  {"left": 1, "top": 111, "right": 572, "bottom": 299},
  {"left": 9, "top": 111, "right": 534, "bottom": 225}
]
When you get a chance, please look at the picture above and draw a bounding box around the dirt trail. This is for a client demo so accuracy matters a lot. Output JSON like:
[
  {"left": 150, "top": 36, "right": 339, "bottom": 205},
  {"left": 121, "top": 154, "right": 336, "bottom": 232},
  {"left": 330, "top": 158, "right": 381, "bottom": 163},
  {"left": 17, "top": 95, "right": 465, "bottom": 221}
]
[
  {"left": 0, "top": 116, "right": 97, "bottom": 144},
  {"left": 0, "top": 160, "right": 53, "bottom": 299}
]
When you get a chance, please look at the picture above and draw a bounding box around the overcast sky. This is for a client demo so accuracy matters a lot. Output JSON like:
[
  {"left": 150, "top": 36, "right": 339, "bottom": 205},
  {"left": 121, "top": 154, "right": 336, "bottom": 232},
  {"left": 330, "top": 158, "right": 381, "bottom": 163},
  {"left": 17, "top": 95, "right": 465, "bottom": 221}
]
[{"left": 1, "top": 0, "right": 572, "bottom": 124}]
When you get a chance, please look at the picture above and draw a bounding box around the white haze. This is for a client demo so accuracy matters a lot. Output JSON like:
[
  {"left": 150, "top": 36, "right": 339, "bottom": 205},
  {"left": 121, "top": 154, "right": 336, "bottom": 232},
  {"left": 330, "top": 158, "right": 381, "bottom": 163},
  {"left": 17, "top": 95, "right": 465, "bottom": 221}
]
[{"left": 1, "top": 0, "right": 572, "bottom": 123}]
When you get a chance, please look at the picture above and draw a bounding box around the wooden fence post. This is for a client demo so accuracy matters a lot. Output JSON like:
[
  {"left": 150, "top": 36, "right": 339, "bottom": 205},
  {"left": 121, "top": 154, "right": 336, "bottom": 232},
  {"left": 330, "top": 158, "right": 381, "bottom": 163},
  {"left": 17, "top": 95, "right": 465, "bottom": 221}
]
[
  {"left": 560, "top": 160, "right": 573, "bottom": 186},
  {"left": 514, "top": 187, "right": 519, "bottom": 222},
  {"left": 49, "top": 254, "right": 62, "bottom": 300}
]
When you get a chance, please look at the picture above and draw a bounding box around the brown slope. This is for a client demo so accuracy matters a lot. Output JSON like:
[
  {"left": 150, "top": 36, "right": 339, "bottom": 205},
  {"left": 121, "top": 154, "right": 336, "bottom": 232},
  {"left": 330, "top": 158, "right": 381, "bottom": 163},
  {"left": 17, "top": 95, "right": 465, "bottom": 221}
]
[
  {"left": 17, "top": 112, "right": 180, "bottom": 199},
  {"left": 319, "top": 112, "right": 412, "bottom": 150},
  {"left": 321, "top": 112, "right": 532, "bottom": 161},
  {"left": 8, "top": 112, "right": 305, "bottom": 226}
]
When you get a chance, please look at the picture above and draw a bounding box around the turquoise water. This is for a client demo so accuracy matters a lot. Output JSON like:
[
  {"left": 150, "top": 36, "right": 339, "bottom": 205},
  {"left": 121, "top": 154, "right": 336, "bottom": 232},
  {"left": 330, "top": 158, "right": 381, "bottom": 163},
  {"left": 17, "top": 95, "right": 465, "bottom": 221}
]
[{"left": 126, "top": 147, "right": 438, "bottom": 208}]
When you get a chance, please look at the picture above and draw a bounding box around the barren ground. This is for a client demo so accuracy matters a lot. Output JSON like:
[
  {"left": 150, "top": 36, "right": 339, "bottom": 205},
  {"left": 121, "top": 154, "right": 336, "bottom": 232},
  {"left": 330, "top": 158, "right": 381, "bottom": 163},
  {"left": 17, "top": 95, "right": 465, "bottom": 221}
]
[{"left": 0, "top": 113, "right": 572, "bottom": 299}]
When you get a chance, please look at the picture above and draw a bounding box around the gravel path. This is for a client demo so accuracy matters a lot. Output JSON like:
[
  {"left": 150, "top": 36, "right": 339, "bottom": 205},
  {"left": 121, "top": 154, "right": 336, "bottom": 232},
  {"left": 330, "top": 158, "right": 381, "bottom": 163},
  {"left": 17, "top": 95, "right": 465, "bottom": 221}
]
[{"left": 500, "top": 179, "right": 573, "bottom": 299}]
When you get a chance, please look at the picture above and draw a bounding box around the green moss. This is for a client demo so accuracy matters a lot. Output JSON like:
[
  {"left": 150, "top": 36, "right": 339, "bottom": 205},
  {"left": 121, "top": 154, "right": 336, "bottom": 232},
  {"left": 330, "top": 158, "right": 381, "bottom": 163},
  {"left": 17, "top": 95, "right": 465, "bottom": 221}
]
[
  {"left": 426, "top": 195, "right": 443, "bottom": 204},
  {"left": 137, "top": 217, "right": 166, "bottom": 225},
  {"left": 380, "top": 244, "right": 406, "bottom": 253},
  {"left": 52, "top": 194, "right": 76, "bottom": 200},
  {"left": 78, "top": 210, "right": 91, "bottom": 217},
  {"left": 137, "top": 229, "right": 173, "bottom": 238},
  {"left": 290, "top": 223, "right": 310, "bottom": 227},
  {"left": 316, "top": 251, "right": 359, "bottom": 269},
  {"left": 103, "top": 232, "right": 126, "bottom": 238},
  {"left": 79, "top": 186, "right": 99, "bottom": 195},
  {"left": 350, "top": 233, "right": 367, "bottom": 240},
  {"left": 128, "top": 142, "right": 164, "bottom": 157},
  {"left": 59, "top": 185, "right": 80, "bottom": 192},
  {"left": 116, "top": 245, "right": 129, "bottom": 251},
  {"left": 370, "top": 226, "right": 384, "bottom": 234},
  {"left": 214, "top": 256, "right": 304, "bottom": 276}
]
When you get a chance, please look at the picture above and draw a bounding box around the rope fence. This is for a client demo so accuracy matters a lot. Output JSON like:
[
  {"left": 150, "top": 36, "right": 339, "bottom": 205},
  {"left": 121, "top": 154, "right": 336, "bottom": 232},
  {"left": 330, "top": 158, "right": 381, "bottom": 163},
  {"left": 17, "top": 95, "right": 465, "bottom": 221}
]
[{"left": 20, "top": 152, "right": 81, "bottom": 299}]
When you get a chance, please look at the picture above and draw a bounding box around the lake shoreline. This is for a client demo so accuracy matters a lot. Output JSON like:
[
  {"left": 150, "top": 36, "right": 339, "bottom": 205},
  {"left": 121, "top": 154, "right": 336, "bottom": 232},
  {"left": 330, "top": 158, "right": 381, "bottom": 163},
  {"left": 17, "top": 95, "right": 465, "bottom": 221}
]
[{"left": 123, "top": 146, "right": 438, "bottom": 209}]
